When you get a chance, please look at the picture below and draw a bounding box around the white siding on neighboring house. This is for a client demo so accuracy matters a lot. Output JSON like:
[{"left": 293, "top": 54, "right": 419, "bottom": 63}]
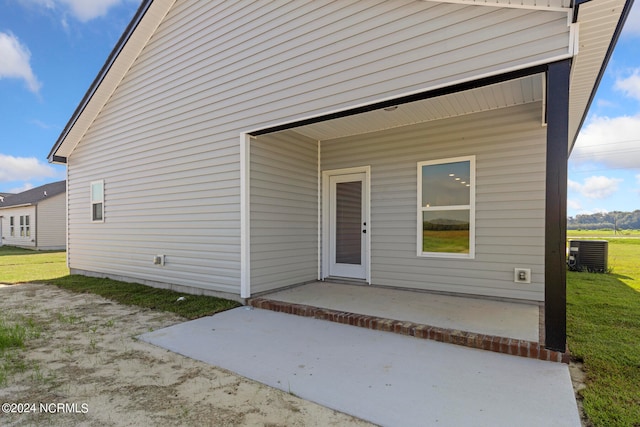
[
  {"left": 250, "top": 131, "right": 318, "bottom": 293},
  {"left": 321, "top": 102, "right": 546, "bottom": 301},
  {"left": 65, "top": 0, "right": 570, "bottom": 295},
  {"left": 0, "top": 206, "right": 36, "bottom": 248},
  {"left": 36, "top": 194, "right": 66, "bottom": 250}
]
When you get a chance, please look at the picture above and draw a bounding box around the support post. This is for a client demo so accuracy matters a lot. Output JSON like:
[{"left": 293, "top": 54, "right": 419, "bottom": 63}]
[
  {"left": 545, "top": 59, "right": 571, "bottom": 352},
  {"left": 240, "top": 133, "right": 251, "bottom": 299}
]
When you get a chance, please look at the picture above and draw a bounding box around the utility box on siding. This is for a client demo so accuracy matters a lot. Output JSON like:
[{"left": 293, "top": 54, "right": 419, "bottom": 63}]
[{"left": 567, "top": 240, "right": 608, "bottom": 272}]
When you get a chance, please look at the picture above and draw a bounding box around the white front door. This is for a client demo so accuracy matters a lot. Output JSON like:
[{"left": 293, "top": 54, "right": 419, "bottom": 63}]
[{"left": 327, "top": 171, "right": 368, "bottom": 280}]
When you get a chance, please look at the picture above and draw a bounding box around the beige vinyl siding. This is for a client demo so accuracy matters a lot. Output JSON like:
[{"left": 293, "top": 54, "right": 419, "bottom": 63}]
[
  {"left": 67, "top": 146, "right": 240, "bottom": 293},
  {"left": 321, "top": 102, "right": 546, "bottom": 301},
  {"left": 0, "top": 206, "right": 36, "bottom": 248},
  {"left": 65, "top": 0, "right": 568, "bottom": 295},
  {"left": 36, "top": 194, "right": 66, "bottom": 250},
  {"left": 113, "top": 0, "right": 570, "bottom": 134},
  {"left": 250, "top": 131, "right": 318, "bottom": 293}
]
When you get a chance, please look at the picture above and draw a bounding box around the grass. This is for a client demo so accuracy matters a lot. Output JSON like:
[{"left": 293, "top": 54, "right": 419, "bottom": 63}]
[
  {"left": 568, "top": 229, "right": 640, "bottom": 238},
  {"left": 47, "top": 275, "right": 241, "bottom": 320},
  {"left": 566, "top": 234, "right": 640, "bottom": 426},
  {"left": 0, "top": 320, "right": 26, "bottom": 352},
  {"left": 3, "top": 235, "right": 638, "bottom": 425},
  {"left": 0, "top": 245, "right": 240, "bottom": 320},
  {"left": 422, "top": 230, "right": 470, "bottom": 253},
  {"left": 0, "top": 246, "right": 68, "bottom": 283},
  {"left": 0, "top": 317, "right": 41, "bottom": 385},
  {"left": 0, "top": 247, "right": 240, "bottom": 385}
]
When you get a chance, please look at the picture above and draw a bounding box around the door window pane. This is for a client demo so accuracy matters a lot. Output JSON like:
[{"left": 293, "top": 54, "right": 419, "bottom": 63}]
[{"left": 335, "top": 181, "right": 362, "bottom": 264}]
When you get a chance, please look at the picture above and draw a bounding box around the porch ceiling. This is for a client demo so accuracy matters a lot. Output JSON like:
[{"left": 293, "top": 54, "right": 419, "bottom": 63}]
[{"left": 290, "top": 74, "right": 544, "bottom": 141}]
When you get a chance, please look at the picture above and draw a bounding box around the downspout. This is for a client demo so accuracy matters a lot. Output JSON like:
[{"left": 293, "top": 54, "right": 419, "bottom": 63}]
[
  {"left": 240, "top": 133, "right": 251, "bottom": 299},
  {"left": 34, "top": 204, "right": 38, "bottom": 249}
]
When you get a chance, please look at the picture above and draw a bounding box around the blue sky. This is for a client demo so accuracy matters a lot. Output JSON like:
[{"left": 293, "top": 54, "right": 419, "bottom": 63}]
[
  {"left": 0, "top": 0, "right": 140, "bottom": 193},
  {"left": 0, "top": 0, "right": 639, "bottom": 218}
]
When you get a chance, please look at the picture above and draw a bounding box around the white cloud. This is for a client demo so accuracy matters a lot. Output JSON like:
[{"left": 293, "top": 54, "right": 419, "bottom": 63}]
[
  {"left": 29, "top": 119, "right": 56, "bottom": 130},
  {"left": 573, "top": 114, "right": 640, "bottom": 168},
  {"left": 0, "top": 32, "right": 41, "bottom": 94},
  {"left": 0, "top": 154, "right": 58, "bottom": 183},
  {"left": 614, "top": 70, "right": 640, "bottom": 101},
  {"left": 596, "top": 99, "right": 617, "bottom": 109},
  {"left": 20, "top": 0, "right": 129, "bottom": 22},
  {"left": 569, "top": 176, "right": 623, "bottom": 199},
  {"left": 576, "top": 207, "right": 611, "bottom": 216},
  {"left": 19, "top": 0, "right": 55, "bottom": 9},
  {"left": 567, "top": 199, "right": 582, "bottom": 211},
  {"left": 8, "top": 183, "right": 35, "bottom": 194},
  {"left": 60, "top": 0, "right": 126, "bottom": 22}
]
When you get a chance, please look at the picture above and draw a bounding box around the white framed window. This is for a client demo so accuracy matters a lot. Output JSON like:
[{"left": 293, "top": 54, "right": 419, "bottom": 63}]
[
  {"left": 10, "top": 216, "right": 14, "bottom": 236},
  {"left": 91, "top": 180, "right": 104, "bottom": 222},
  {"left": 417, "top": 156, "right": 475, "bottom": 258},
  {"left": 19, "top": 216, "right": 25, "bottom": 237},
  {"left": 25, "top": 215, "right": 30, "bottom": 237}
]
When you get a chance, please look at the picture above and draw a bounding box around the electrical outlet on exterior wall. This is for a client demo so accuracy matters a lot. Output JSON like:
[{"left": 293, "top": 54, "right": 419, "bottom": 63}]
[{"left": 514, "top": 268, "right": 531, "bottom": 284}]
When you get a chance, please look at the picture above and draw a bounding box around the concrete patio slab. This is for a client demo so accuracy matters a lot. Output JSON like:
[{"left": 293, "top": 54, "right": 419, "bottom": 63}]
[
  {"left": 263, "top": 281, "right": 540, "bottom": 342},
  {"left": 140, "top": 307, "right": 580, "bottom": 427}
]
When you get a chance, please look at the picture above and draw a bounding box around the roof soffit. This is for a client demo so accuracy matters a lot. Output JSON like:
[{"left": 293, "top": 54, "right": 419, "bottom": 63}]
[
  {"left": 569, "top": 0, "right": 632, "bottom": 148},
  {"left": 291, "top": 74, "right": 545, "bottom": 141}
]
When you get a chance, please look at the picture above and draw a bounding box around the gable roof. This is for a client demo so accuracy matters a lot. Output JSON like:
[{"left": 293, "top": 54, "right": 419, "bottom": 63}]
[
  {"left": 47, "top": 0, "right": 172, "bottom": 163},
  {"left": 0, "top": 181, "right": 66, "bottom": 209},
  {"left": 47, "top": 0, "right": 633, "bottom": 162}
]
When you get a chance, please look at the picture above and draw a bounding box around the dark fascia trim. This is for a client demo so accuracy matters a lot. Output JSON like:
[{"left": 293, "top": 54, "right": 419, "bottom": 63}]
[
  {"left": 47, "top": 0, "right": 154, "bottom": 163},
  {"left": 52, "top": 155, "right": 67, "bottom": 164},
  {"left": 570, "top": 0, "right": 635, "bottom": 151},
  {"left": 572, "top": 0, "right": 592, "bottom": 23},
  {"left": 250, "top": 64, "right": 548, "bottom": 137}
]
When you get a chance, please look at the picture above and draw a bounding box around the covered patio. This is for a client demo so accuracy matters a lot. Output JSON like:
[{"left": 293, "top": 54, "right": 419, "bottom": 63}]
[
  {"left": 244, "top": 69, "right": 564, "bottom": 358},
  {"left": 250, "top": 281, "right": 568, "bottom": 362}
]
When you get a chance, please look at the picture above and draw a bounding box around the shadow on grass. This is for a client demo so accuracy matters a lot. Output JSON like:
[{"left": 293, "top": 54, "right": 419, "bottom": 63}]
[
  {"left": 0, "top": 247, "right": 65, "bottom": 256},
  {"left": 567, "top": 270, "right": 640, "bottom": 426},
  {"left": 46, "top": 275, "right": 241, "bottom": 320}
]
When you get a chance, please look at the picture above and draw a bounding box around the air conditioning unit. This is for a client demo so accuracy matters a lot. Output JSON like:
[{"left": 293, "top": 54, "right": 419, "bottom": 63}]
[{"left": 567, "top": 240, "right": 608, "bottom": 272}]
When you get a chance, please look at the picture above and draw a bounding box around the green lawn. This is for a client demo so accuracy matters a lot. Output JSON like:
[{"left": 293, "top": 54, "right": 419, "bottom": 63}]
[
  {"left": 47, "top": 275, "right": 240, "bottom": 320},
  {"left": 568, "top": 229, "right": 640, "bottom": 238},
  {"left": 0, "top": 246, "right": 69, "bottom": 283},
  {"left": 0, "top": 246, "right": 239, "bottom": 386},
  {"left": 422, "top": 230, "right": 470, "bottom": 254},
  {"left": 2, "top": 237, "right": 639, "bottom": 425},
  {"left": 0, "top": 245, "right": 239, "bottom": 320},
  {"left": 566, "top": 233, "right": 640, "bottom": 426}
]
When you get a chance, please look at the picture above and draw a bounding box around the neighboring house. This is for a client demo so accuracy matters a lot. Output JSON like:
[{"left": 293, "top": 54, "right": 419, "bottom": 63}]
[
  {"left": 0, "top": 181, "right": 66, "bottom": 250},
  {"left": 0, "top": 193, "right": 13, "bottom": 246},
  {"left": 47, "top": 0, "right": 632, "bottom": 353}
]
